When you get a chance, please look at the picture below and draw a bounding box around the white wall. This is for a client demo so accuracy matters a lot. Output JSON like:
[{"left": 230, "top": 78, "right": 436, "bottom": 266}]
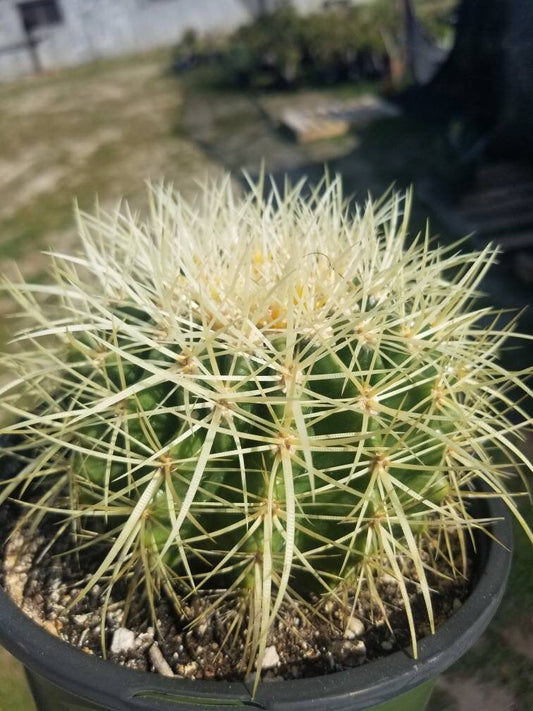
[
  {"left": 0, "top": 0, "right": 254, "bottom": 79},
  {"left": 0, "top": 2, "right": 35, "bottom": 80},
  {"left": 0, "top": 0, "right": 371, "bottom": 81}
]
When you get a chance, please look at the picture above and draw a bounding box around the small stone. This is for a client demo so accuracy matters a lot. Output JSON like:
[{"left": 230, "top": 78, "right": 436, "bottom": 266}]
[
  {"left": 381, "top": 573, "right": 398, "bottom": 585},
  {"left": 42, "top": 621, "right": 59, "bottom": 637},
  {"left": 149, "top": 643, "right": 174, "bottom": 677},
  {"left": 453, "top": 598, "right": 462, "bottom": 612},
  {"left": 381, "top": 640, "right": 393, "bottom": 651},
  {"left": 353, "top": 640, "right": 366, "bottom": 655},
  {"left": 137, "top": 627, "right": 154, "bottom": 647},
  {"left": 182, "top": 661, "right": 198, "bottom": 678},
  {"left": 261, "top": 645, "right": 280, "bottom": 670},
  {"left": 344, "top": 616, "right": 365, "bottom": 639},
  {"left": 110, "top": 627, "right": 136, "bottom": 654}
]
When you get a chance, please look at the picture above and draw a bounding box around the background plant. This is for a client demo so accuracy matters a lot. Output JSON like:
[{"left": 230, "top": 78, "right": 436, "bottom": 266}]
[
  {"left": 0, "top": 176, "right": 532, "bottom": 681},
  {"left": 175, "top": 1, "right": 457, "bottom": 89}
]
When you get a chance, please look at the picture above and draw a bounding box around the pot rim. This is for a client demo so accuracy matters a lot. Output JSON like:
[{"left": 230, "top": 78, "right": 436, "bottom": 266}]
[{"left": 0, "top": 491, "right": 513, "bottom": 711}]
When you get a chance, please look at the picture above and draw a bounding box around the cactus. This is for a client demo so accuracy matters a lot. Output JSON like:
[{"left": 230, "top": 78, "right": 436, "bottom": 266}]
[{"left": 1, "top": 176, "right": 532, "bottom": 680}]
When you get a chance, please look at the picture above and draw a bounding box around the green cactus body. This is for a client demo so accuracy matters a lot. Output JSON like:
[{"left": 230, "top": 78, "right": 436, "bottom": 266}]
[
  {"left": 71, "top": 307, "right": 463, "bottom": 592},
  {"left": 1, "top": 177, "right": 532, "bottom": 678}
]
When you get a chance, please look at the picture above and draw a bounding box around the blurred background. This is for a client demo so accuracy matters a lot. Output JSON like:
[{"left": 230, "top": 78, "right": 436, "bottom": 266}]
[{"left": 0, "top": 1, "right": 532, "bottom": 709}]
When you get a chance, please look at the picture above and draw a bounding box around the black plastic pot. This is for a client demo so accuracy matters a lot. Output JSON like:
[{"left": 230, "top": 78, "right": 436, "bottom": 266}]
[{"left": 0, "top": 492, "right": 513, "bottom": 711}]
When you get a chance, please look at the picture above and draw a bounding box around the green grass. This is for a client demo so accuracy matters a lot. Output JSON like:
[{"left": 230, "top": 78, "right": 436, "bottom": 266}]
[
  {"left": 0, "top": 650, "right": 35, "bottom": 711},
  {"left": 0, "top": 47, "right": 222, "bottom": 351},
  {"left": 0, "top": 48, "right": 218, "bottom": 263}
]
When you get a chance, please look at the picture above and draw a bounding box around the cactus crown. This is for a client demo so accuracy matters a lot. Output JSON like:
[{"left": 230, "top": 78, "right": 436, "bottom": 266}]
[{"left": 1, "top": 175, "right": 532, "bottom": 680}]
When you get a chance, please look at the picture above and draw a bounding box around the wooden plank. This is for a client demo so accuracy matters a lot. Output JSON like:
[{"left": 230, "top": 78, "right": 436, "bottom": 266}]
[
  {"left": 280, "top": 96, "right": 400, "bottom": 143},
  {"left": 282, "top": 109, "right": 350, "bottom": 143}
]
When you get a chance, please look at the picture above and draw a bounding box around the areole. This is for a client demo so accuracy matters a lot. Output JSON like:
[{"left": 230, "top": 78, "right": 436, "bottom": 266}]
[{"left": 0, "top": 490, "right": 513, "bottom": 711}]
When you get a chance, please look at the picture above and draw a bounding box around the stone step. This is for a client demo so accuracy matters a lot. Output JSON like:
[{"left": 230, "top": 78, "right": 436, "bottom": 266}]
[
  {"left": 473, "top": 161, "right": 533, "bottom": 190},
  {"left": 471, "top": 229, "right": 533, "bottom": 252},
  {"left": 465, "top": 208, "right": 533, "bottom": 237},
  {"left": 461, "top": 183, "right": 533, "bottom": 214},
  {"left": 280, "top": 95, "right": 400, "bottom": 143}
]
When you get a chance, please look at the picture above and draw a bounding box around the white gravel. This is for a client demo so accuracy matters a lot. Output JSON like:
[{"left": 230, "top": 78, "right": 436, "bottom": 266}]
[
  {"left": 261, "top": 645, "right": 280, "bottom": 669},
  {"left": 344, "top": 616, "right": 365, "bottom": 639},
  {"left": 110, "top": 627, "right": 136, "bottom": 654}
]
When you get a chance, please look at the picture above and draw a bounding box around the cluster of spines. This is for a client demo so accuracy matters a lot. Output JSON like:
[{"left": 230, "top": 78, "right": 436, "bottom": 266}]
[{"left": 1, "top": 176, "right": 532, "bottom": 678}]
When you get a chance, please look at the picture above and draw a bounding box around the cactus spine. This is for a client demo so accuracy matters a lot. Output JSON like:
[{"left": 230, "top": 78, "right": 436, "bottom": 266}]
[{"left": 1, "top": 176, "right": 532, "bottom": 677}]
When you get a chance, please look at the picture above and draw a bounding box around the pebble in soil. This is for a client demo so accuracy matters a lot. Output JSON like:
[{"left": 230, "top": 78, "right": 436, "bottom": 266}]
[{"left": 1, "top": 517, "right": 471, "bottom": 682}]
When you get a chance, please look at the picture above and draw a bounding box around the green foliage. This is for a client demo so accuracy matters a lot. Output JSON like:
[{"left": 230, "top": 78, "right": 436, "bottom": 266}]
[
  {"left": 191, "top": 4, "right": 394, "bottom": 88},
  {"left": 174, "top": 1, "right": 455, "bottom": 89},
  {"left": 1, "top": 176, "right": 532, "bottom": 681}
]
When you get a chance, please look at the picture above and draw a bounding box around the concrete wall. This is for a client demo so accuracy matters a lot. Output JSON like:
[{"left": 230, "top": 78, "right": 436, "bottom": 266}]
[
  {"left": 0, "top": 0, "right": 370, "bottom": 82},
  {"left": 0, "top": 0, "right": 255, "bottom": 79},
  {"left": 0, "top": 0, "right": 343, "bottom": 81},
  {"left": 0, "top": 1, "right": 36, "bottom": 79}
]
